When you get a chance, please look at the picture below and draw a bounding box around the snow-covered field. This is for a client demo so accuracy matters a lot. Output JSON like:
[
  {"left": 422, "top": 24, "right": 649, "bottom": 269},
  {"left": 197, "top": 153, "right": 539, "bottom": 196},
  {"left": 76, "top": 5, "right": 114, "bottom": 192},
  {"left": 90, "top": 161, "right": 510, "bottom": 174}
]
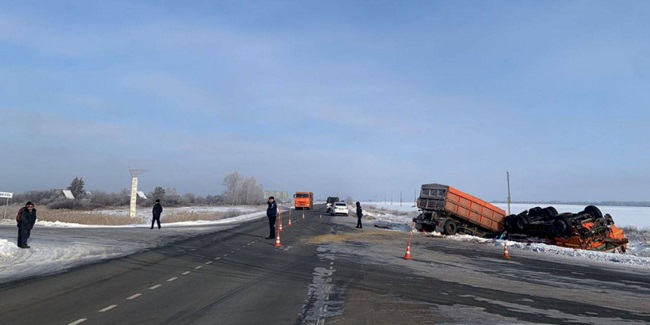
[{"left": 1, "top": 202, "right": 649, "bottom": 284}]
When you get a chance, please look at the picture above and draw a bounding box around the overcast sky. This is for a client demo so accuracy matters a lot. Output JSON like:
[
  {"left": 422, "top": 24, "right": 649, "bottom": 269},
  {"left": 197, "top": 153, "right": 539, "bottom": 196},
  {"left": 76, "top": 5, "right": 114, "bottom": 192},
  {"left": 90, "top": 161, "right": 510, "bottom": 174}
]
[{"left": 1, "top": 1, "right": 649, "bottom": 202}]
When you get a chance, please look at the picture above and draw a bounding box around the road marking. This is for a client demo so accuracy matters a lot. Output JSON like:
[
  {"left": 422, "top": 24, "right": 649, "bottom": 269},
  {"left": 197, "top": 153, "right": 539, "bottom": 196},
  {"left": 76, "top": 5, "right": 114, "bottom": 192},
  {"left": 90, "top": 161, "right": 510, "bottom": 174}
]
[
  {"left": 194, "top": 265, "right": 203, "bottom": 270},
  {"left": 230, "top": 250, "right": 236, "bottom": 253},
  {"left": 167, "top": 277, "right": 178, "bottom": 282},
  {"left": 223, "top": 254, "right": 229, "bottom": 257},
  {"left": 149, "top": 284, "right": 162, "bottom": 290},
  {"left": 205, "top": 261, "right": 212, "bottom": 265},
  {"left": 127, "top": 293, "right": 142, "bottom": 300},
  {"left": 99, "top": 305, "right": 117, "bottom": 312},
  {"left": 182, "top": 271, "right": 191, "bottom": 275},
  {"left": 325, "top": 294, "right": 330, "bottom": 301},
  {"left": 214, "top": 257, "right": 221, "bottom": 260},
  {"left": 68, "top": 319, "right": 87, "bottom": 325}
]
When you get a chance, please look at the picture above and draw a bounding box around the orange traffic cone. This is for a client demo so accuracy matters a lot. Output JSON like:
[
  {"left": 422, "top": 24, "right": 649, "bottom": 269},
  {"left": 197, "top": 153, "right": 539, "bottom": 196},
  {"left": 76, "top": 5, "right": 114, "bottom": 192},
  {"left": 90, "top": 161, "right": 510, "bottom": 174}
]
[
  {"left": 275, "top": 233, "right": 282, "bottom": 247},
  {"left": 404, "top": 232, "right": 413, "bottom": 260},
  {"left": 279, "top": 221, "right": 283, "bottom": 232},
  {"left": 503, "top": 243, "right": 511, "bottom": 259}
]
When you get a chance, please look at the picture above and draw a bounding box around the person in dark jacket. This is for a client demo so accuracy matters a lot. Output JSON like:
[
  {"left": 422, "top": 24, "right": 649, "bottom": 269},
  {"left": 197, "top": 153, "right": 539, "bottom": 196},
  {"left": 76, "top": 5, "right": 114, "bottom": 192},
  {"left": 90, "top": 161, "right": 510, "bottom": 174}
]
[
  {"left": 355, "top": 201, "right": 363, "bottom": 229},
  {"left": 151, "top": 199, "right": 163, "bottom": 229},
  {"left": 17, "top": 201, "right": 37, "bottom": 248},
  {"left": 266, "top": 196, "right": 278, "bottom": 239}
]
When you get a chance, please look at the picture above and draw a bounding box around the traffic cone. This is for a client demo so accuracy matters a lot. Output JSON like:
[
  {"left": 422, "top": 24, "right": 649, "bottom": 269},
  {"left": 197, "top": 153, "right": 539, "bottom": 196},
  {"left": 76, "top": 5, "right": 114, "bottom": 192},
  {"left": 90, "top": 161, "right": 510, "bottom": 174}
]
[
  {"left": 288, "top": 215, "right": 292, "bottom": 226},
  {"left": 302, "top": 210, "right": 305, "bottom": 219},
  {"left": 275, "top": 233, "right": 282, "bottom": 247},
  {"left": 503, "top": 243, "right": 511, "bottom": 259},
  {"left": 279, "top": 221, "right": 283, "bottom": 232},
  {"left": 404, "top": 232, "right": 413, "bottom": 260},
  {"left": 320, "top": 214, "right": 322, "bottom": 219}
]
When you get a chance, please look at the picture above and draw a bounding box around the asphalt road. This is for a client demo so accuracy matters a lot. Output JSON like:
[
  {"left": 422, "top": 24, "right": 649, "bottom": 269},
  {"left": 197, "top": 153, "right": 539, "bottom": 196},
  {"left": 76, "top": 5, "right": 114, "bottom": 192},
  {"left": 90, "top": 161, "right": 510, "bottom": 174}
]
[{"left": 1, "top": 205, "right": 649, "bottom": 324}]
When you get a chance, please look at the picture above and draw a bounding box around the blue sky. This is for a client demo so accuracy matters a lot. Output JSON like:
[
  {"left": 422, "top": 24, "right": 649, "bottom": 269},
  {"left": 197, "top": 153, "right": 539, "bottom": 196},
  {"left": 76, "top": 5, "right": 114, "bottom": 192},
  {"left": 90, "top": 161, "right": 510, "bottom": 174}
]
[{"left": 1, "top": 1, "right": 649, "bottom": 202}]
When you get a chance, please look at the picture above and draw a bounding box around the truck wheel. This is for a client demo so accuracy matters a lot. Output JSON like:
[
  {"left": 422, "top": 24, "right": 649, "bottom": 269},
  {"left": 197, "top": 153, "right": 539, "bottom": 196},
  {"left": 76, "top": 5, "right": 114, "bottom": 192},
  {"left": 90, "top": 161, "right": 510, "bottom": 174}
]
[
  {"left": 504, "top": 215, "right": 516, "bottom": 232},
  {"left": 584, "top": 205, "right": 602, "bottom": 220},
  {"left": 544, "top": 206, "right": 558, "bottom": 217},
  {"left": 553, "top": 214, "right": 572, "bottom": 237},
  {"left": 515, "top": 215, "right": 529, "bottom": 233},
  {"left": 444, "top": 220, "right": 458, "bottom": 235}
]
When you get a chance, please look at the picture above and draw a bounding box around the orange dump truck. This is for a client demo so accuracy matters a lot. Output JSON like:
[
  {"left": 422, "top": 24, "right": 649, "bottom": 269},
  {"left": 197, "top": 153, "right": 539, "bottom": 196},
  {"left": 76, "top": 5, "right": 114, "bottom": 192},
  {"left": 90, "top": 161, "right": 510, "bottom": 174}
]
[
  {"left": 414, "top": 183, "right": 506, "bottom": 237},
  {"left": 415, "top": 183, "right": 628, "bottom": 252},
  {"left": 294, "top": 191, "right": 313, "bottom": 210}
]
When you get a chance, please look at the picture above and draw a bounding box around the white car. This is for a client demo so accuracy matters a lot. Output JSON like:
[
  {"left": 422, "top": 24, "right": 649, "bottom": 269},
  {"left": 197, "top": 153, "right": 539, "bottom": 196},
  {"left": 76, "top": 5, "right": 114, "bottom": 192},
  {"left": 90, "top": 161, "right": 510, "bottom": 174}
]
[{"left": 331, "top": 202, "right": 349, "bottom": 216}]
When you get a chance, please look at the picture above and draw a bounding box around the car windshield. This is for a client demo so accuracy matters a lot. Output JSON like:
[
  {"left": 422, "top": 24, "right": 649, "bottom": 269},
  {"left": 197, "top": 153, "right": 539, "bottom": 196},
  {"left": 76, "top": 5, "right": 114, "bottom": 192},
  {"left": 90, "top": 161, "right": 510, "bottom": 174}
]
[{"left": 296, "top": 194, "right": 310, "bottom": 198}]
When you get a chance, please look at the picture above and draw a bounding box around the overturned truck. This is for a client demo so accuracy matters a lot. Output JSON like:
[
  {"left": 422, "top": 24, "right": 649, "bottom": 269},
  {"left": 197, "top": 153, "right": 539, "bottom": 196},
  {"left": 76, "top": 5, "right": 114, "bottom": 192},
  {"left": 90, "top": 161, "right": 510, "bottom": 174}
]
[{"left": 413, "top": 183, "right": 628, "bottom": 252}]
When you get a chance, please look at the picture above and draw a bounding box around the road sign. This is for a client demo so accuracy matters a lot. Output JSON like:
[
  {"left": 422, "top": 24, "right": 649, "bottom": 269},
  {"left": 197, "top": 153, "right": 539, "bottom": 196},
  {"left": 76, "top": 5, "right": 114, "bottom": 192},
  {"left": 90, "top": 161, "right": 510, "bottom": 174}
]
[{"left": 0, "top": 192, "right": 13, "bottom": 199}]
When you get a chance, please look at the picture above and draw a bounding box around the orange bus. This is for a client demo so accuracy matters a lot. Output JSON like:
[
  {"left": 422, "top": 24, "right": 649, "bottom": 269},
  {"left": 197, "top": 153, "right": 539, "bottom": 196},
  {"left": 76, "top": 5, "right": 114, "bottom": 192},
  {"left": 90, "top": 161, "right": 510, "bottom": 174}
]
[{"left": 294, "top": 192, "right": 313, "bottom": 209}]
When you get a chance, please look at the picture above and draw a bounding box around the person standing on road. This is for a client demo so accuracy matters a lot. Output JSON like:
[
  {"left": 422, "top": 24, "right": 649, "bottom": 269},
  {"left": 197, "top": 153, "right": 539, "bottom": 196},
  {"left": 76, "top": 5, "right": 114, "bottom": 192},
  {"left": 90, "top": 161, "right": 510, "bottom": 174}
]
[
  {"left": 266, "top": 196, "right": 278, "bottom": 239},
  {"left": 17, "top": 201, "right": 37, "bottom": 248},
  {"left": 356, "top": 201, "right": 363, "bottom": 229},
  {"left": 151, "top": 199, "right": 163, "bottom": 229}
]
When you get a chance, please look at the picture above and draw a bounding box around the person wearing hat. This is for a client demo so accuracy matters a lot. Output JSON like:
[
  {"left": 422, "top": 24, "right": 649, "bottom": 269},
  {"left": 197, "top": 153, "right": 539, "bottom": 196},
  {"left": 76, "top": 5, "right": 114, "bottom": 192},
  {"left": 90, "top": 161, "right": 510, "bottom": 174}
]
[
  {"left": 266, "top": 196, "right": 278, "bottom": 239},
  {"left": 151, "top": 199, "right": 163, "bottom": 229},
  {"left": 17, "top": 201, "right": 37, "bottom": 248}
]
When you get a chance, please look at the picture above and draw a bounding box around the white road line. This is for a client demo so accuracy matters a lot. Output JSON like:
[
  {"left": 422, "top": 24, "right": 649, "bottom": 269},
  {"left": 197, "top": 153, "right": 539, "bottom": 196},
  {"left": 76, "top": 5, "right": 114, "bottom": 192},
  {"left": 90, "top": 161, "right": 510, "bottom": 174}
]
[
  {"left": 167, "top": 277, "right": 178, "bottom": 282},
  {"left": 127, "top": 293, "right": 142, "bottom": 300},
  {"left": 149, "top": 284, "right": 162, "bottom": 290},
  {"left": 205, "top": 261, "right": 212, "bottom": 265},
  {"left": 182, "top": 271, "right": 191, "bottom": 275},
  {"left": 68, "top": 319, "right": 87, "bottom": 325},
  {"left": 214, "top": 257, "right": 221, "bottom": 260},
  {"left": 99, "top": 305, "right": 117, "bottom": 313},
  {"left": 325, "top": 294, "right": 330, "bottom": 301},
  {"left": 223, "top": 254, "right": 229, "bottom": 257},
  {"left": 194, "top": 265, "right": 203, "bottom": 270}
]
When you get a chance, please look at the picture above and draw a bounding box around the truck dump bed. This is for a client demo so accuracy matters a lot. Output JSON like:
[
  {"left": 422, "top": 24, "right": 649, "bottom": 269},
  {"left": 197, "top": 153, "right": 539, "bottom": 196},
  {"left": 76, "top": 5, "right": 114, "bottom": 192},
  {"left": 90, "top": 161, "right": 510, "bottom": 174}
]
[{"left": 418, "top": 183, "right": 506, "bottom": 234}]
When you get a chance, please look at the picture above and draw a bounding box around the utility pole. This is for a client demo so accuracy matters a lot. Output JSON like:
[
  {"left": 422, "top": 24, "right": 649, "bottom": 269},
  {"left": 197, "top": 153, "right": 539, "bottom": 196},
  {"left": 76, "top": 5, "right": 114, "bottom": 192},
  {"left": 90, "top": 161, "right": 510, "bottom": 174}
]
[
  {"left": 507, "top": 171, "right": 511, "bottom": 215},
  {"left": 400, "top": 191, "right": 402, "bottom": 206}
]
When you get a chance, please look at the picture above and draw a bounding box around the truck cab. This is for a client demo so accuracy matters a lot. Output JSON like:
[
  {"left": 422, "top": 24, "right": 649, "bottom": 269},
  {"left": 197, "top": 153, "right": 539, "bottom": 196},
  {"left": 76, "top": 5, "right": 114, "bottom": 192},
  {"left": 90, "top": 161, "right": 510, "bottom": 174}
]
[{"left": 294, "top": 192, "right": 314, "bottom": 210}]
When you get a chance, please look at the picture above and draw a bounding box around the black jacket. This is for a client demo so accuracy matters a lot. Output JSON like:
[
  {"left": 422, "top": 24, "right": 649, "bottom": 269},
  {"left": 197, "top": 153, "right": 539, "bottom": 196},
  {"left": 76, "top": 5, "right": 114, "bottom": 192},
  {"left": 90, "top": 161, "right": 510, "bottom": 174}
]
[
  {"left": 356, "top": 204, "right": 362, "bottom": 218},
  {"left": 20, "top": 208, "right": 37, "bottom": 229},
  {"left": 267, "top": 201, "right": 277, "bottom": 217},
  {"left": 152, "top": 203, "right": 163, "bottom": 217}
]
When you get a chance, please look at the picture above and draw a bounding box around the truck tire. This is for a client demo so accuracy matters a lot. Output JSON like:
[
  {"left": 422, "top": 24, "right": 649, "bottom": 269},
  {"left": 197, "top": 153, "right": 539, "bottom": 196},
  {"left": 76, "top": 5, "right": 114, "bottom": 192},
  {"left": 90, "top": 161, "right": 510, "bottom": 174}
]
[
  {"left": 553, "top": 214, "right": 572, "bottom": 237},
  {"left": 544, "top": 206, "right": 558, "bottom": 217},
  {"left": 504, "top": 215, "right": 516, "bottom": 232},
  {"left": 443, "top": 220, "right": 458, "bottom": 235},
  {"left": 583, "top": 205, "right": 602, "bottom": 220},
  {"left": 515, "top": 215, "right": 529, "bottom": 233}
]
